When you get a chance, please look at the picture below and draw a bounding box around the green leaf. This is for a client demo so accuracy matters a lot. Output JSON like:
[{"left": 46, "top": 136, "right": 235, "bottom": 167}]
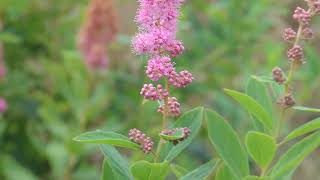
[
  {"left": 215, "top": 163, "right": 237, "bottom": 180},
  {"left": 164, "top": 107, "right": 204, "bottom": 162},
  {"left": 130, "top": 161, "right": 170, "bottom": 180},
  {"left": 159, "top": 128, "right": 184, "bottom": 141},
  {"left": 282, "top": 118, "right": 320, "bottom": 143},
  {"left": 245, "top": 131, "right": 277, "bottom": 168},
  {"left": 180, "top": 160, "right": 219, "bottom": 180},
  {"left": 102, "top": 159, "right": 115, "bottom": 180},
  {"left": 73, "top": 130, "right": 140, "bottom": 150},
  {"left": 100, "top": 145, "right": 133, "bottom": 180},
  {"left": 251, "top": 75, "right": 284, "bottom": 99},
  {"left": 224, "top": 89, "right": 273, "bottom": 130},
  {"left": 251, "top": 75, "right": 274, "bottom": 83},
  {"left": 293, "top": 106, "right": 320, "bottom": 113},
  {"left": 206, "top": 109, "right": 249, "bottom": 179},
  {"left": 0, "top": 32, "right": 21, "bottom": 44},
  {"left": 270, "top": 131, "right": 320, "bottom": 179},
  {"left": 246, "top": 77, "right": 274, "bottom": 132},
  {"left": 170, "top": 164, "right": 188, "bottom": 178},
  {"left": 1, "top": 155, "right": 39, "bottom": 180},
  {"left": 242, "top": 176, "right": 272, "bottom": 180}
]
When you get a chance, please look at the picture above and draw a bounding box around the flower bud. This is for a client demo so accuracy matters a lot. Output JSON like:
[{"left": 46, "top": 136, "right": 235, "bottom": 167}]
[
  {"left": 287, "top": 45, "right": 305, "bottom": 64},
  {"left": 283, "top": 28, "right": 296, "bottom": 42},
  {"left": 278, "top": 93, "right": 296, "bottom": 108},
  {"left": 272, "top": 67, "right": 287, "bottom": 85},
  {"left": 293, "top": 7, "right": 312, "bottom": 25}
]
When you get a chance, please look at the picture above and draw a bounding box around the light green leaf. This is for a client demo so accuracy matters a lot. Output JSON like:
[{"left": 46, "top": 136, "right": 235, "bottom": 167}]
[
  {"left": 180, "top": 160, "right": 219, "bottom": 180},
  {"left": 270, "top": 131, "right": 320, "bottom": 179},
  {"left": 1, "top": 155, "right": 38, "bottom": 180},
  {"left": 224, "top": 89, "right": 273, "bottom": 130},
  {"left": 246, "top": 77, "right": 274, "bottom": 132},
  {"left": 251, "top": 75, "right": 274, "bottom": 83},
  {"left": 164, "top": 107, "right": 204, "bottom": 162},
  {"left": 130, "top": 161, "right": 170, "bottom": 180},
  {"left": 206, "top": 109, "right": 249, "bottom": 179},
  {"left": 0, "top": 32, "right": 21, "bottom": 44},
  {"left": 159, "top": 128, "right": 184, "bottom": 141},
  {"left": 170, "top": 164, "right": 188, "bottom": 178},
  {"left": 242, "top": 176, "right": 272, "bottom": 180},
  {"left": 293, "top": 106, "right": 320, "bottom": 113},
  {"left": 282, "top": 118, "right": 320, "bottom": 143},
  {"left": 73, "top": 130, "right": 140, "bottom": 150},
  {"left": 245, "top": 131, "right": 277, "bottom": 168},
  {"left": 215, "top": 163, "right": 237, "bottom": 180},
  {"left": 100, "top": 145, "right": 133, "bottom": 180}
]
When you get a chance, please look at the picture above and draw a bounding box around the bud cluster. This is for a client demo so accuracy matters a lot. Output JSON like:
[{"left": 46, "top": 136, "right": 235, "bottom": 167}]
[
  {"left": 160, "top": 127, "right": 191, "bottom": 145},
  {"left": 128, "top": 128, "right": 154, "bottom": 154},
  {"left": 158, "top": 97, "right": 181, "bottom": 117},
  {"left": 272, "top": 67, "right": 287, "bottom": 85},
  {"left": 140, "top": 84, "right": 169, "bottom": 101},
  {"left": 277, "top": 93, "right": 296, "bottom": 108}
]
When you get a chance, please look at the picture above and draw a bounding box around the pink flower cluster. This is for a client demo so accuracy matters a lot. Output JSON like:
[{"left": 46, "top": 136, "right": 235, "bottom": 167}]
[
  {"left": 128, "top": 128, "right": 154, "bottom": 154},
  {"left": 133, "top": 0, "right": 192, "bottom": 116}
]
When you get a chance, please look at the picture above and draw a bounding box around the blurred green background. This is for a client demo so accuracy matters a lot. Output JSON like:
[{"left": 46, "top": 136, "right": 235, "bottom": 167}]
[{"left": 0, "top": 0, "right": 319, "bottom": 179}]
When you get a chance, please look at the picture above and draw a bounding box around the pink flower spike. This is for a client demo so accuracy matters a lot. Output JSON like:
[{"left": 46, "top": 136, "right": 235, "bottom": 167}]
[{"left": 146, "top": 56, "right": 175, "bottom": 81}]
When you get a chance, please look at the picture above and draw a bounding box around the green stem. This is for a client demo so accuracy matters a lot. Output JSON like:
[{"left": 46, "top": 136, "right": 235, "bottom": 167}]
[
  {"left": 276, "top": 18, "right": 305, "bottom": 139},
  {"left": 154, "top": 79, "right": 169, "bottom": 162}
]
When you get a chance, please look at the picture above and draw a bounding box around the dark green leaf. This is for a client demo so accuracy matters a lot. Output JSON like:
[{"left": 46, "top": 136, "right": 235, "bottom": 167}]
[
  {"left": 170, "top": 164, "right": 188, "bottom": 178},
  {"left": 206, "top": 109, "right": 249, "bottom": 179},
  {"left": 180, "top": 160, "right": 219, "bottom": 180},
  {"left": 100, "top": 145, "right": 133, "bottom": 180},
  {"left": 164, "top": 107, "right": 204, "bottom": 162}
]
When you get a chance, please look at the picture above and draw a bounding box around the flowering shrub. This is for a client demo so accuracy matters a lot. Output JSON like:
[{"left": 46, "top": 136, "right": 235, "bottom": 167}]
[{"left": 73, "top": 0, "right": 320, "bottom": 179}]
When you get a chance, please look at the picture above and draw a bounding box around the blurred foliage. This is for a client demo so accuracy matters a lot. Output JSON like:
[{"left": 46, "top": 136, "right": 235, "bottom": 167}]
[{"left": 0, "top": 0, "right": 319, "bottom": 179}]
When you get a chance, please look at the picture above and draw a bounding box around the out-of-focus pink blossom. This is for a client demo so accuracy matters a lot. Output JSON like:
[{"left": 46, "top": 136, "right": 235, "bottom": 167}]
[
  {"left": 78, "top": 0, "right": 117, "bottom": 70},
  {"left": 0, "top": 98, "right": 7, "bottom": 113}
]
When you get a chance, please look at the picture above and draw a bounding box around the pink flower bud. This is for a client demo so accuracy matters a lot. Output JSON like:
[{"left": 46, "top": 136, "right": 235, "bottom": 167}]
[
  {"left": 283, "top": 28, "right": 296, "bottom": 41},
  {"left": 293, "top": 7, "right": 311, "bottom": 25},
  {"left": 287, "top": 45, "right": 305, "bottom": 64},
  {"left": 128, "top": 128, "right": 154, "bottom": 154}
]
